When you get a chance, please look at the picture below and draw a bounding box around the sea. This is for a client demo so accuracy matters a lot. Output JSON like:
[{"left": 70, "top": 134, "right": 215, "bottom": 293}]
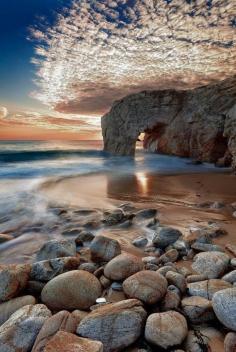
[{"left": 0, "top": 140, "right": 228, "bottom": 264}]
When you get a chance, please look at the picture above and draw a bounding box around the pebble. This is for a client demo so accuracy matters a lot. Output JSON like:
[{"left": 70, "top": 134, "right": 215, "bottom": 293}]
[
  {"left": 145, "top": 311, "right": 188, "bottom": 349},
  {"left": 0, "top": 304, "right": 51, "bottom": 352},
  {"left": 77, "top": 299, "right": 147, "bottom": 352},
  {"left": 104, "top": 253, "right": 144, "bottom": 281},
  {"left": 160, "top": 290, "right": 180, "bottom": 311},
  {"left": 99, "top": 275, "right": 111, "bottom": 288},
  {"left": 90, "top": 235, "right": 121, "bottom": 262},
  {"left": 142, "top": 256, "right": 159, "bottom": 265},
  {"left": 159, "top": 249, "right": 179, "bottom": 263},
  {"left": 0, "top": 295, "right": 36, "bottom": 325},
  {"left": 192, "top": 251, "right": 230, "bottom": 278},
  {"left": 222, "top": 270, "right": 236, "bottom": 284},
  {"left": 44, "top": 331, "right": 103, "bottom": 352},
  {"left": 32, "top": 310, "right": 77, "bottom": 352},
  {"left": 191, "top": 242, "right": 224, "bottom": 252},
  {"left": 123, "top": 270, "right": 167, "bottom": 304},
  {"left": 41, "top": 270, "right": 102, "bottom": 310},
  {"left": 135, "top": 209, "right": 157, "bottom": 219},
  {"left": 181, "top": 296, "right": 214, "bottom": 323},
  {"left": 76, "top": 231, "right": 95, "bottom": 243},
  {"left": 30, "top": 257, "right": 80, "bottom": 282},
  {"left": 152, "top": 227, "right": 182, "bottom": 248},
  {"left": 0, "top": 264, "right": 31, "bottom": 302},
  {"left": 166, "top": 271, "right": 187, "bottom": 293},
  {"left": 186, "top": 274, "right": 208, "bottom": 283},
  {"left": 212, "top": 287, "right": 236, "bottom": 331},
  {"left": 132, "top": 236, "right": 148, "bottom": 248},
  {"left": 79, "top": 262, "right": 98, "bottom": 273},
  {"left": 111, "top": 282, "right": 123, "bottom": 291},
  {"left": 35, "top": 239, "right": 76, "bottom": 261},
  {"left": 187, "top": 279, "right": 232, "bottom": 299},
  {"left": 157, "top": 265, "right": 177, "bottom": 277},
  {"left": 224, "top": 332, "right": 236, "bottom": 352},
  {"left": 103, "top": 209, "right": 125, "bottom": 226}
]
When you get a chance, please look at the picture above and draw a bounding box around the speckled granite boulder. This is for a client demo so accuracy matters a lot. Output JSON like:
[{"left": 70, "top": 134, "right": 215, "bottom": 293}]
[
  {"left": 212, "top": 288, "right": 236, "bottom": 331},
  {"left": 192, "top": 251, "right": 230, "bottom": 279},
  {"left": 77, "top": 299, "right": 147, "bottom": 352}
]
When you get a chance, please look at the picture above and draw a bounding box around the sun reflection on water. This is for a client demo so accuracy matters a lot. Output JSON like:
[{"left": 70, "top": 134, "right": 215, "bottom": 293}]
[{"left": 136, "top": 172, "right": 148, "bottom": 195}]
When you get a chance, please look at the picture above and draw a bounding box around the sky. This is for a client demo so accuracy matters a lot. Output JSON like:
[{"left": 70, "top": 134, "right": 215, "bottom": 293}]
[{"left": 0, "top": 0, "right": 235, "bottom": 140}]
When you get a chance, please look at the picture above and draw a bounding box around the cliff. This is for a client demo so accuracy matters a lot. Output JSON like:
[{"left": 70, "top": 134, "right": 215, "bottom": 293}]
[{"left": 102, "top": 77, "right": 236, "bottom": 169}]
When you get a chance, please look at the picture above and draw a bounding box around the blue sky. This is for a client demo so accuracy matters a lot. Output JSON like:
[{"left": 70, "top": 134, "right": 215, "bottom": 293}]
[{"left": 0, "top": 0, "right": 67, "bottom": 111}]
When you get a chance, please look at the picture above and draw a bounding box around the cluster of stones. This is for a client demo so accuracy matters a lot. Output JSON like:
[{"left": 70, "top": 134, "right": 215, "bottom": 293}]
[{"left": 0, "top": 205, "right": 236, "bottom": 351}]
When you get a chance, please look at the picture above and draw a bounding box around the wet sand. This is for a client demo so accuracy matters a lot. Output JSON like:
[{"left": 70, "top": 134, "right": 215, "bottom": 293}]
[{"left": 41, "top": 170, "right": 236, "bottom": 249}]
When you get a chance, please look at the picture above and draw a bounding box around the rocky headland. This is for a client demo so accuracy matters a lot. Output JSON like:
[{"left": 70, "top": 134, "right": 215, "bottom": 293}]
[
  {"left": 102, "top": 77, "right": 236, "bottom": 170},
  {"left": 0, "top": 201, "right": 236, "bottom": 351}
]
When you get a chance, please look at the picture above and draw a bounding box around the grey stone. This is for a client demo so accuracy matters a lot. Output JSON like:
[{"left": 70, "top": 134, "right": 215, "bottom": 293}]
[
  {"left": 35, "top": 239, "right": 76, "bottom": 261},
  {"left": 0, "top": 304, "right": 51, "bottom": 352},
  {"left": 132, "top": 237, "right": 148, "bottom": 248},
  {"left": 212, "top": 288, "right": 236, "bottom": 331},
  {"left": 192, "top": 251, "right": 230, "bottom": 278},
  {"left": 145, "top": 311, "right": 188, "bottom": 349},
  {"left": 103, "top": 209, "right": 125, "bottom": 226},
  {"left": 222, "top": 270, "right": 236, "bottom": 284},
  {"left": 90, "top": 235, "right": 121, "bottom": 262},
  {"left": 30, "top": 257, "right": 80, "bottom": 282},
  {"left": 0, "top": 296, "right": 36, "bottom": 326},
  {"left": 77, "top": 299, "right": 147, "bottom": 352},
  {"left": 153, "top": 227, "right": 182, "bottom": 248},
  {"left": 166, "top": 271, "right": 187, "bottom": 293},
  {"left": 76, "top": 231, "right": 95, "bottom": 242},
  {"left": 181, "top": 296, "right": 214, "bottom": 323},
  {"left": 135, "top": 209, "right": 157, "bottom": 219},
  {"left": 187, "top": 279, "right": 232, "bottom": 299}
]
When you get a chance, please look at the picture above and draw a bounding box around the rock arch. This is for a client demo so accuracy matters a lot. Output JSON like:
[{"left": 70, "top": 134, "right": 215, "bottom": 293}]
[{"left": 102, "top": 77, "right": 236, "bottom": 168}]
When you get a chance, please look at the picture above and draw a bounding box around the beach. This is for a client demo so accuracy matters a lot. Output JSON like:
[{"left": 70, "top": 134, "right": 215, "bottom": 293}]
[{"left": 0, "top": 141, "right": 236, "bottom": 351}]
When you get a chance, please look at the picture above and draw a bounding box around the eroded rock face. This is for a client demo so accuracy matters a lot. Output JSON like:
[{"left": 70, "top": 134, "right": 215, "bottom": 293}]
[
  {"left": 102, "top": 77, "right": 236, "bottom": 169},
  {"left": 77, "top": 299, "right": 147, "bottom": 352}
]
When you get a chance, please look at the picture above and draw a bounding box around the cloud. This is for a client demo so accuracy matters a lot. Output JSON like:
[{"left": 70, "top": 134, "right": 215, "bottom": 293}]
[
  {"left": 0, "top": 107, "right": 8, "bottom": 119},
  {"left": 0, "top": 109, "right": 101, "bottom": 136},
  {"left": 31, "top": 0, "right": 236, "bottom": 115}
]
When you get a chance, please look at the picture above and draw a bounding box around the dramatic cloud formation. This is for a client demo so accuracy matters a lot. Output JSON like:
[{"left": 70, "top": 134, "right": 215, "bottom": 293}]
[
  {"left": 31, "top": 0, "right": 236, "bottom": 115},
  {"left": 0, "top": 106, "right": 8, "bottom": 119}
]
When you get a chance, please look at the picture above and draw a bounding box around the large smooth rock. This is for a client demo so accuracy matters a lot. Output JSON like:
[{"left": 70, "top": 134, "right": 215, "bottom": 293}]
[
  {"left": 30, "top": 257, "right": 80, "bottom": 282},
  {"left": 152, "top": 227, "right": 182, "bottom": 248},
  {"left": 187, "top": 279, "right": 232, "bottom": 299},
  {"left": 0, "top": 264, "right": 31, "bottom": 302},
  {"left": 145, "top": 311, "right": 188, "bottom": 349},
  {"left": 0, "top": 295, "right": 36, "bottom": 326},
  {"left": 0, "top": 304, "right": 51, "bottom": 352},
  {"left": 224, "top": 332, "right": 236, "bottom": 352},
  {"left": 90, "top": 235, "right": 121, "bottom": 262},
  {"left": 77, "top": 299, "right": 147, "bottom": 352},
  {"left": 32, "top": 311, "right": 77, "bottom": 352},
  {"left": 41, "top": 270, "right": 102, "bottom": 310},
  {"left": 192, "top": 251, "right": 230, "bottom": 279},
  {"left": 181, "top": 296, "right": 214, "bottom": 323},
  {"left": 123, "top": 270, "right": 167, "bottom": 304},
  {"left": 212, "top": 288, "right": 236, "bottom": 331},
  {"left": 44, "top": 331, "right": 103, "bottom": 352},
  {"left": 36, "top": 239, "right": 77, "bottom": 261},
  {"left": 104, "top": 253, "right": 144, "bottom": 281}
]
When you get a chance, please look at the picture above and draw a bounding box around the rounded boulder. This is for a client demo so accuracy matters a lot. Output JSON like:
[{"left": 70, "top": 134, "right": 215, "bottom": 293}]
[
  {"left": 104, "top": 253, "right": 144, "bottom": 281},
  {"left": 145, "top": 311, "right": 188, "bottom": 349},
  {"left": 123, "top": 270, "right": 167, "bottom": 304},
  {"left": 41, "top": 270, "right": 102, "bottom": 310}
]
